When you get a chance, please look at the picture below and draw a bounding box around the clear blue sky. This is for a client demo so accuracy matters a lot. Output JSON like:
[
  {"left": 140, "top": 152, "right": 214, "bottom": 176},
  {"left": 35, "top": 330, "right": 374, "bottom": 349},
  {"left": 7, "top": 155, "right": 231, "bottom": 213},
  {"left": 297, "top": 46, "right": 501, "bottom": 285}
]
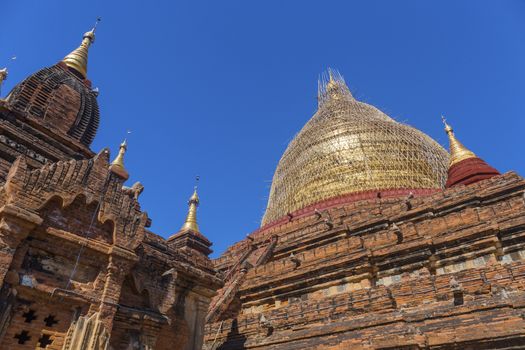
[{"left": 2, "top": 1, "right": 524, "bottom": 257}]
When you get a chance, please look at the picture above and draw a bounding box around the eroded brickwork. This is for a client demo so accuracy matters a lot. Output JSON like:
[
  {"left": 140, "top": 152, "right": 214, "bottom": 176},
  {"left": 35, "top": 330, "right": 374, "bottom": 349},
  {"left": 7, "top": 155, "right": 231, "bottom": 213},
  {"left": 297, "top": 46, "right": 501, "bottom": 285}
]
[
  {"left": 0, "top": 62, "right": 101, "bottom": 184},
  {"left": 0, "top": 150, "right": 222, "bottom": 349},
  {"left": 204, "top": 172, "right": 525, "bottom": 349},
  {"left": 0, "top": 59, "right": 223, "bottom": 349},
  {"left": 2, "top": 32, "right": 522, "bottom": 350}
]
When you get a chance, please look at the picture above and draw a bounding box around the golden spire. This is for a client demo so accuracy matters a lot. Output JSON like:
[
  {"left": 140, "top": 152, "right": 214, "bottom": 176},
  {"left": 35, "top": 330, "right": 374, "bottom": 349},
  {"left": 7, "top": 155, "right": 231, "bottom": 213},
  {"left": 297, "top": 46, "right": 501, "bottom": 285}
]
[
  {"left": 442, "top": 116, "right": 476, "bottom": 166},
  {"left": 62, "top": 19, "right": 100, "bottom": 79},
  {"left": 326, "top": 70, "right": 336, "bottom": 88},
  {"left": 109, "top": 140, "right": 129, "bottom": 180},
  {"left": 181, "top": 186, "right": 200, "bottom": 232},
  {"left": 325, "top": 69, "right": 339, "bottom": 96},
  {"left": 318, "top": 68, "right": 353, "bottom": 107}
]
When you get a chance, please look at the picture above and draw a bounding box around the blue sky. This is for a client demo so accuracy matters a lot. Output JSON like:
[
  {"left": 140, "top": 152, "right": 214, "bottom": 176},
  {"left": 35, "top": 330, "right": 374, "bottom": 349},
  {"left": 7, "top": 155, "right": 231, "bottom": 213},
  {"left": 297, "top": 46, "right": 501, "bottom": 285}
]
[{"left": 2, "top": 1, "right": 524, "bottom": 257}]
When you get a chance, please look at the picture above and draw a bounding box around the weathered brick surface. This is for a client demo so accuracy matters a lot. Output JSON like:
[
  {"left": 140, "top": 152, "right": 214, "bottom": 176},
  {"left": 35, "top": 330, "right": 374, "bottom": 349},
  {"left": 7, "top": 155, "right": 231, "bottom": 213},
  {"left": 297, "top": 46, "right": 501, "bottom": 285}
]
[
  {"left": 0, "top": 66, "right": 223, "bottom": 349},
  {"left": 204, "top": 172, "right": 525, "bottom": 349}
]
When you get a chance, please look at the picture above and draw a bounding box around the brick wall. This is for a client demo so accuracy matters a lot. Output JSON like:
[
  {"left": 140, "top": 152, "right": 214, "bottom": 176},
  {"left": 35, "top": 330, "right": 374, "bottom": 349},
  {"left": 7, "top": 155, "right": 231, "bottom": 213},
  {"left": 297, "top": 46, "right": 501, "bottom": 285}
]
[
  {"left": 0, "top": 149, "right": 222, "bottom": 349},
  {"left": 205, "top": 172, "right": 525, "bottom": 349}
]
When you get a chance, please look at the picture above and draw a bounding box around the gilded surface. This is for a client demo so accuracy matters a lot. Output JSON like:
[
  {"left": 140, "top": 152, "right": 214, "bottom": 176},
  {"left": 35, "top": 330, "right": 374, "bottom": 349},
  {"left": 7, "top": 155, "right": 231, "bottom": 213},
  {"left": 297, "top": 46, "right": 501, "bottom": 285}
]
[
  {"left": 109, "top": 140, "right": 129, "bottom": 180},
  {"left": 261, "top": 70, "right": 449, "bottom": 225},
  {"left": 443, "top": 118, "right": 476, "bottom": 166},
  {"left": 181, "top": 188, "right": 200, "bottom": 232},
  {"left": 62, "top": 30, "right": 95, "bottom": 78}
]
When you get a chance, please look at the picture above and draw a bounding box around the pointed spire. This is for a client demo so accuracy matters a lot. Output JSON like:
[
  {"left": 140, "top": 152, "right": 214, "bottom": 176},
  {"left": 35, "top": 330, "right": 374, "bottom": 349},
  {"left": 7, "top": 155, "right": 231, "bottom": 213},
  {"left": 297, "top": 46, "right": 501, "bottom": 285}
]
[
  {"left": 181, "top": 186, "right": 200, "bottom": 232},
  {"left": 318, "top": 68, "right": 353, "bottom": 107},
  {"left": 109, "top": 140, "right": 129, "bottom": 180},
  {"left": 62, "top": 19, "right": 100, "bottom": 79},
  {"left": 442, "top": 115, "right": 500, "bottom": 188},
  {"left": 442, "top": 116, "right": 477, "bottom": 166},
  {"left": 167, "top": 179, "right": 212, "bottom": 256},
  {"left": 326, "top": 69, "right": 336, "bottom": 88}
]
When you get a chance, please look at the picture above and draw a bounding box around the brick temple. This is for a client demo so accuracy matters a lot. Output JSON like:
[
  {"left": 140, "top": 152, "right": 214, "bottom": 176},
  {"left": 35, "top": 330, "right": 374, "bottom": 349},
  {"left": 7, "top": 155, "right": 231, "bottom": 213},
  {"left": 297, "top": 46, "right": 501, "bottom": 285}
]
[
  {"left": 0, "top": 25, "right": 524, "bottom": 350},
  {"left": 0, "top": 27, "right": 222, "bottom": 349},
  {"left": 202, "top": 73, "right": 525, "bottom": 349}
]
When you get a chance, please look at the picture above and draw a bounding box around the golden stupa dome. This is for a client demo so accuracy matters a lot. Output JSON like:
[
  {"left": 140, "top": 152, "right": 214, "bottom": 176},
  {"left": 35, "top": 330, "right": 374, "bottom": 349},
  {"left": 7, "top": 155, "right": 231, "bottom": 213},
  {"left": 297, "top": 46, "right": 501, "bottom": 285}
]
[{"left": 261, "top": 70, "right": 449, "bottom": 226}]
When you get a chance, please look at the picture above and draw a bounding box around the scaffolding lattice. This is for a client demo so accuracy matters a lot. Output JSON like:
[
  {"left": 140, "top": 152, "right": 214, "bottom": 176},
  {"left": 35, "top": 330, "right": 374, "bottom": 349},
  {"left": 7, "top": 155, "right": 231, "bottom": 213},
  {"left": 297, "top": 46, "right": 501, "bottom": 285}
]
[{"left": 261, "top": 69, "right": 449, "bottom": 226}]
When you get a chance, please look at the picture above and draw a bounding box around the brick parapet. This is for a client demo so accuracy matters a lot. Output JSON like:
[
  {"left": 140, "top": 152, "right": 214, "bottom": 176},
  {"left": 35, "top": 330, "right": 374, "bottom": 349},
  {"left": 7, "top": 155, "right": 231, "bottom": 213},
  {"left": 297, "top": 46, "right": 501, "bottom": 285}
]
[
  {"left": 0, "top": 152, "right": 222, "bottom": 349},
  {"left": 205, "top": 172, "right": 525, "bottom": 348}
]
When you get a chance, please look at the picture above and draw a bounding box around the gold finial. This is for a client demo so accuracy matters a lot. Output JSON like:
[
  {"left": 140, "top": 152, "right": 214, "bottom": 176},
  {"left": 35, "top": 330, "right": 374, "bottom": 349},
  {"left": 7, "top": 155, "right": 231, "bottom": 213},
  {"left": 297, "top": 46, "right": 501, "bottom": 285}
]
[
  {"left": 181, "top": 178, "right": 200, "bottom": 232},
  {"left": 318, "top": 68, "right": 353, "bottom": 106},
  {"left": 328, "top": 69, "right": 335, "bottom": 82},
  {"left": 326, "top": 69, "right": 337, "bottom": 90},
  {"left": 442, "top": 115, "right": 476, "bottom": 166},
  {"left": 109, "top": 139, "right": 129, "bottom": 180},
  {"left": 62, "top": 18, "right": 100, "bottom": 79}
]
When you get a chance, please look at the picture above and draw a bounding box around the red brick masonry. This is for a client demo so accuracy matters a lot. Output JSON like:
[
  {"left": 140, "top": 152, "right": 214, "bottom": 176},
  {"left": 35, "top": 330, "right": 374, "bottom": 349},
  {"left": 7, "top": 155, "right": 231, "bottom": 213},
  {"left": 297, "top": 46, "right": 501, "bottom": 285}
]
[{"left": 205, "top": 172, "right": 525, "bottom": 350}]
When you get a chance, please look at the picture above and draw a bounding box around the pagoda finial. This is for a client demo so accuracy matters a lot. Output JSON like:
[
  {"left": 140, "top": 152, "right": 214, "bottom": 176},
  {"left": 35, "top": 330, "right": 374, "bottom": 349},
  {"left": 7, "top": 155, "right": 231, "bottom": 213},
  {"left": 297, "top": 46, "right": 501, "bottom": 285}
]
[
  {"left": 318, "top": 68, "right": 353, "bottom": 107},
  {"left": 442, "top": 115, "right": 500, "bottom": 188},
  {"left": 328, "top": 68, "right": 335, "bottom": 82},
  {"left": 62, "top": 18, "right": 101, "bottom": 79},
  {"left": 441, "top": 115, "right": 476, "bottom": 166},
  {"left": 181, "top": 177, "right": 200, "bottom": 232},
  {"left": 109, "top": 139, "right": 129, "bottom": 180}
]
